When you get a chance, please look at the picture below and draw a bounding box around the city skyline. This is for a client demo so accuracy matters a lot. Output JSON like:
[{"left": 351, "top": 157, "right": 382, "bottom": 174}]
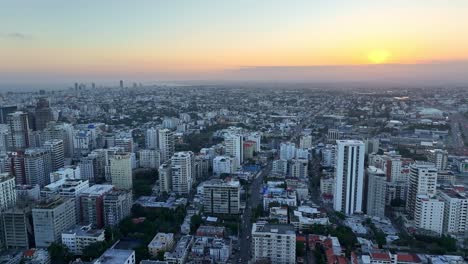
[{"left": 1, "top": 1, "right": 468, "bottom": 85}]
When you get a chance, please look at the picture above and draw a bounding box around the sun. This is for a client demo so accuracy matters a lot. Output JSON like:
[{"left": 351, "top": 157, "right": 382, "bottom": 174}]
[{"left": 367, "top": 49, "right": 391, "bottom": 64}]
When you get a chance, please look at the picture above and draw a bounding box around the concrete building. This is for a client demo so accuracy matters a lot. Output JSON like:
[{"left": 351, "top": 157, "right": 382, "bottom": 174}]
[
  {"left": 366, "top": 166, "right": 387, "bottom": 218},
  {"left": 103, "top": 189, "right": 132, "bottom": 227},
  {"left": 164, "top": 235, "right": 193, "bottom": 264},
  {"left": 146, "top": 127, "right": 159, "bottom": 149},
  {"left": 427, "top": 149, "right": 448, "bottom": 171},
  {"left": 61, "top": 224, "right": 105, "bottom": 255},
  {"left": 224, "top": 133, "right": 243, "bottom": 168},
  {"left": 80, "top": 184, "right": 114, "bottom": 228},
  {"left": 139, "top": 149, "right": 161, "bottom": 169},
  {"left": 438, "top": 189, "right": 468, "bottom": 234},
  {"left": 2, "top": 205, "right": 34, "bottom": 249},
  {"left": 203, "top": 179, "right": 240, "bottom": 215},
  {"left": 246, "top": 132, "right": 261, "bottom": 152},
  {"left": 407, "top": 162, "right": 438, "bottom": 219},
  {"left": 272, "top": 159, "right": 288, "bottom": 176},
  {"left": 148, "top": 233, "right": 175, "bottom": 258},
  {"left": 171, "top": 152, "right": 194, "bottom": 195},
  {"left": 414, "top": 195, "right": 445, "bottom": 235},
  {"left": 43, "top": 139, "right": 65, "bottom": 172},
  {"left": 321, "top": 144, "right": 336, "bottom": 167},
  {"left": 243, "top": 141, "right": 256, "bottom": 160},
  {"left": 24, "top": 148, "right": 52, "bottom": 187},
  {"left": 252, "top": 223, "right": 296, "bottom": 264},
  {"left": 159, "top": 162, "right": 172, "bottom": 193},
  {"left": 159, "top": 129, "right": 174, "bottom": 163},
  {"left": 289, "top": 159, "right": 308, "bottom": 178},
  {"left": 49, "top": 165, "right": 81, "bottom": 183},
  {"left": 6, "top": 111, "right": 30, "bottom": 151},
  {"left": 94, "top": 248, "right": 135, "bottom": 264},
  {"left": 110, "top": 153, "right": 133, "bottom": 190},
  {"left": 299, "top": 135, "right": 313, "bottom": 149},
  {"left": 280, "top": 142, "right": 296, "bottom": 161},
  {"left": 333, "top": 140, "right": 365, "bottom": 215},
  {"left": 212, "top": 156, "right": 236, "bottom": 176},
  {"left": 0, "top": 173, "right": 16, "bottom": 211},
  {"left": 32, "top": 197, "right": 76, "bottom": 247}
]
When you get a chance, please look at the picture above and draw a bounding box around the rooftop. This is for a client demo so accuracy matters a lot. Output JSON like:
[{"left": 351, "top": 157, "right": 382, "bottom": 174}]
[{"left": 95, "top": 249, "right": 134, "bottom": 264}]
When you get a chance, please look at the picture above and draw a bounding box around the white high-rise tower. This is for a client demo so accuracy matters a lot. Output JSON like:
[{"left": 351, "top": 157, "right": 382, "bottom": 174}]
[{"left": 158, "top": 129, "right": 174, "bottom": 163}]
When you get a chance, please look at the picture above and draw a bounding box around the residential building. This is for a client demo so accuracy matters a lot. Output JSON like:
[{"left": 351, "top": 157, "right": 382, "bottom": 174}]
[
  {"left": 146, "top": 127, "right": 159, "bottom": 149},
  {"left": 148, "top": 233, "right": 175, "bottom": 258},
  {"left": 164, "top": 235, "right": 193, "bottom": 264},
  {"left": 2, "top": 205, "right": 34, "bottom": 249},
  {"left": 61, "top": 224, "right": 105, "bottom": 255},
  {"left": 414, "top": 195, "right": 445, "bottom": 235},
  {"left": 272, "top": 159, "right": 288, "bottom": 176},
  {"left": 366, "top": 166, "right": 387, "bottom": 218},
  {"left": 407, "top": 162, "right": 438, "bottom": 219},
  {"left": 203, "top": 179, "right": 240, "bottom": 215},
  {"left": 43, "top": 139, "right": 65, "bottom": 172},
  {"left": 93, "top": 248, "right": 135, "bottom": 264},
  {"left": 110, "top": 152, "right": 133, "bottom": 190},
  {"left": 6, "top": 111, "right": 30, "bottom": 151},
  {"left": 252, "top": 223, "right": 296, "bottom": 264},
  {"left": 171, "top": 152, "right": 194, "bottom": 195},
  {"left": 427, "top": 149, "right": 448, "bottom": 171},
  {"left": 159, "top": 162, "right": 172, "bottom": 193},
  {"left": 289, "top": 159, "right": 308, "bottom": 178},
  {"left": 212, "top": 156, "right": 236, "bottom": 176},
  {"left": 299, "top": 135, "right": 313, "bottom": 149},
  {"left": 224, "top": 133, "right": 243, "bottom": 167},
  {"left": 24, "top": 148, "right": 52, "bottom": 187},
  {"left": 280, "top": 142, "right": 296, "bottom": 161},
  {"left": 80, "top": 184, "right": 114, "bottom": 228},
  {"left": 159, "top": 129, "right": 174, "bottom": 163},
  {"left": 103, "top": 189, "right": 132, "bottom": 227},
  {"left": 438, "top": 189, "right": 468, "bottom": 234},
  {"left": 139, "top": 149, "right": 160, "bottom": 169},
  {"left": 0, "top": 173, "right": 16, "bottom": 211}
]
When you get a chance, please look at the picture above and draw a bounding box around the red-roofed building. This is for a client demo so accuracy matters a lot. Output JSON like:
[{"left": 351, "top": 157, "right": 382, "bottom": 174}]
[
  {"left": 396, "top": 253, "right": 422, "bottom": 264},
  {"left": 369, "top": 251, "right": 392, "bottom": 264}
]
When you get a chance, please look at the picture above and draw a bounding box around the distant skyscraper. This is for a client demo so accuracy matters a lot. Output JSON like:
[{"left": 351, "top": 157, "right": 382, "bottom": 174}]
[
  {"left": 32, "top": 197, "right": 76, "bottom": 247},
  {"left": 119, "top": 80, "right": 124, "bottom": 88},
  {"left": 6, "top": 111, "right": 30, "bottom": 150},
  {"left": 366, "top": 166, "right": 387, "bottom": 218},
  {"left": 407, "top": 162, "right": 438, "bottom": 219},
  {"left": 43, "top": 139, "right": 65, "bottom": 171},
  {"left": 145, "top": 127, "right": 159, "bottom": 149},
  {"left": 34, "top": 97, "right": 54, "bottom": 131},
  {"left": 171, "top": 152, "right": 194, "bottom": 195},
  {"left": 0, "top": 105, "right": 18, "bottom": 124},
  {"left": 110, "top": 153, "right": 133, "bottom": 190},
  {"left": 224, "top": 134, "right": 244, "bottom": 167},
  {"left": 333, "top": 140, "right": 365, "bottom": 215},
  {"left": 158, "top": 129, "right": 174, "bottom": 163}
]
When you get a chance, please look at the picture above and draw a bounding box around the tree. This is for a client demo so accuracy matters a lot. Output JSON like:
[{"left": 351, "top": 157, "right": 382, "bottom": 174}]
[
  {"left": 157, "top": 250, "right": 165, "bottom": 261},
  {"left": 190, "top": 214, "right": 203, "bottom": 234},
  {"left": 48, "top": 243, "right": 73, "bottom": 264},
  {"left": 81, "top": 241, "right": 109, "bottom": 261},
  {"left": 296, "top": 241, "right": 305, "bottom": 257}
]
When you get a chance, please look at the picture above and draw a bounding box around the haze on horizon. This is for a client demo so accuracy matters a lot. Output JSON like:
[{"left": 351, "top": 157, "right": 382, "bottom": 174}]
[{"left": 1, "top": 0, "right": 468, "bottom": 85}]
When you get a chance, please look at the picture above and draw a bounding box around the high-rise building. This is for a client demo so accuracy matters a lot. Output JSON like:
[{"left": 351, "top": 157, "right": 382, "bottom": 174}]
[
  {"left": 139, "top": 149, "right": 160, "bottom": 169},
  {"left": 3, "top": 151, "right": 26, "bottom": 185},
  {"left": 224, "top": 134, "right": 243, "bottom": 168},
  {"left": 299, "top": 135, "right": 313, "bottom": 149},
  {"left": 203, "top": 179, "right": 240, "bottom": 215},
  {"left": 252, "top": 222, "right": 296, "bottom": 264},
  {"left": 32, "top": 197, "right": 76, "bottom": 247},
  {"left": 110, "top": 153, "right": 133, "bottom": 190},
  {"left": 103, "top": 189, "right": 132, "bottom": 227},
  {"left": 145, "top": 127, "right": 158, "bottom": 149},
  {"left": 365, "top": 138, "right": 380, "bottom": 154},
  {"left": 34, "top": 97, "right": 54, "bottom": 131},
  {"left": 6, "top": 111, "right": 30, "bottom": 150},
  {"left": 272, "top": 159, "right": 288, "bottom": 176},
  {"left": 43, "top": 139, "right": 65, "bottom": 171},
  {"left": 24, "top": 148, "right": 52, "bottom": 187},
  {"left": 333, "top": 140, "right": 365, "bottom": 215},
  {"left": 0, "top": 105, "right": 18, "bottom": 124},
  {"left": 159, "top": 162, "right": 172, "bottom": 193},
  {"left": 79, "top": 184, "right": 114, "bottom": 228},
  {"left": 321, "top": 144, "right": 336, "bottom": 167},
  {"left": 43, "top": 122, "right": 74, "bottom": 158},
  {"left": 280, "top": 142, "right": 296, "bottom": 161},
  {"left": 427, "top": 149, "right": 448, "bottom": 171},
  {"left": 213, "top": 156, "right": 236, "bottom": 176},
  {"left": 366, "top": 166, "right": 387, "bottom": 218},
  {"left": 243, "top": 141, "right": 255, "bottom": 160},
  {"left": 438, "top": 189, "right": 468, "bottom": 234},
  {"left": 327, "top": 129, "right": 340, "bottom": 143},
  {"left": 414, "top": 195, "right": 445, "bottom": 235},
  {"left": 119, "top": 80, "right": 124, "bottom": 88},
  {"left": 0, "top": 173, "right": 17, "bottom": 212},
  {"left": 289, "top": 159, "right": 308, "bottom": 178},
  {"left": 171, "top": 151, "right": 194, "bottom": 195},
  {"left": 2, "top": 204, "right": 34, "bottom": 249},
  {"left": 407, "top": 162, "right": 438, "bottom": 219},
  {"left": 246, "top": 132, "right": 261, "bottom": 152},
  {"left": 115, "top": 137, "right": 134, "bottom": 153},
  {"left": 158, "top": 129, "right": 174, "bottom": 163}
]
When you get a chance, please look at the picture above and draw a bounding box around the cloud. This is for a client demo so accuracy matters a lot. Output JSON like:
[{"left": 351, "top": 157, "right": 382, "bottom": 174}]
[{"left": 3, "top": 32, "right": 33, "bottom": 39}]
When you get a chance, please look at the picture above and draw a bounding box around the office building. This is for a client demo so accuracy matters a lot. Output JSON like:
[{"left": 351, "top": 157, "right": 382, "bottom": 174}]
[
  {"left": 203, "top": 179, "right": 240, "bottom": 215},
  {"left": 224, "top": 134, "right": 243, "bottom": 167},
  {"left": 158, "top": 129, "right": 174, "bottom": 163},
  {"left": 2, "top": 205, "right": 34, "bottom": 249},
  {"left": 280, "top": 142, "right": 296, "bottom": 161},
  {"left": 43, "top": 139, "right": 65, "bottom": 171},
  {"left": 61, "top": 224, "right": 105, "bottom": 255},
  {"left": 213, "top": 156, "right": 236, "bottom": 176},
  {"left": 32, "top": 197, "right": 76, "bottom": 247},
  {"left": 103, "top": 189, "right": 132, "bottom": 227},
  {"left": 252, "top": 222, "right": 296, "bottom": 264},
  {"left": 171, "top": 151, "right": 194, "bottom": 195},
  {"left": 0, "top": 105, "right": 18, "bottom": 124},
  {"left": 407, "top": 162, "right": 438, "bottom": 219},
  {"left": 159, "top": 162, "right": 172, "bottom": 193},
  {"left": 333, "top": 140, "right": 365, "bottom": 215},
  {"left": 139, "top": 149, "right": 160, "bottom": 169},
  {"left": 115, "top": 137, "right": 134, "bottom": 153},
  {"left": 80, "top": 184, "right": 114, "bottom": 228},
  {"left": 110, "top": 152, "right": 133, "bottom": 190},
  {"left": 366, "top": 166, "right": 387, "bottom": 218},
  {"left": 24, "top": 148, "right": 52, "bottom": 187},
  {"left": 0, "top": 173, "right": 16, "bottom": 211}
]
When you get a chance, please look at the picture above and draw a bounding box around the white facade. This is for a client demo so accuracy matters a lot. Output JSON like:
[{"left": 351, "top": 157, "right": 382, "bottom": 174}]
[
  {"left": 299, "top": 135, "right": 313, "bottom": 149},
  {"left": 61, "top": 224, "right": 105, "bottom": 255},
  {"left": 427, "top": 149, "right": 448, "bottom": 171},
  {"left": 246, "top": 132, "right": 262, "bottom": 152},
  {"left": 407, "top": 162, "right": 438, "bottom": 219},
  {"left": 252, "top": 223, "right": 296, "bottom": 264},
  {"left": 158, "top": 129, "right": 174, "bottom": 163},
  {"left": 414, "top": 195, "right": 444, "bottom": 235},
  {"left": 159, "top": 163, "right": 172, "bottom": 193},
  {"left": 0, "top": 173, "right": 16, "bottom": 211},
  {"left": 366, "top": 166, "right": 387, "bottom": 218},
  {"left": 290, "top": 159, "right": 308, "bottom": 178},
  {"left": 224, "top": 134, "right": 243, "bottom": 168},
  {"left": 139, "top": 149, "right": 160, "bottom": 169},
  {"left": 110, "top": 153, "right": 133, "bottom": 190},
  {"left": 321, "top": 144, "right": 336, "bottom": 167},
  {"left": 333, "top": 140, "right": 365, "bottom": 215},
  {"left": 213, "top": 156, "right": 236, "bottom": 176},
  {"left": 171, "top": 151, "right": 194, "bottom": 195},
  {"left": 145, "top": 127, "right": 158, "bottom": 149},
  {"left": 438, "top": 189, "right": 468, "bottom": 234},
  {"left": 272, "top": 159, "right": 288, "bottom": 176},
  {"left": 43, "top": 139, "right": 65, "bottom": 172},
  {"left": 148, "top": 232, "right": 175, "bottom": 257},
  {"left": 280, "top": 142, "right": 296, "bottom": 161},
  {"left": 50, "top": 166, "right": 81, "bottom": 183},
  {"left": 25, "top": 148, "right": 52, "bottom": 187}
]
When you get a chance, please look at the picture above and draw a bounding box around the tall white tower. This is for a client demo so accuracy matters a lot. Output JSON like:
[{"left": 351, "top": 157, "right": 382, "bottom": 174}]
[
  {"left": 158, "top": 129, "right": 174, "bottom": 163},
  {"left": 407, "top": 162, "right": 437, "bottom": 219},
  {"left": 224, "top": 134, "right": 243, "bottom": 168},
  {"left": 146, "top": 127, "right": 159, "bottom": 149},
  {"left": 333, "top": 140, "right": 365, "bottom": 215},
  {"left": 110, "top": 153, "right": 133, "bottom": 190},
  {"left": 171, "top": 151, "right": 194, "bottom": 195}
]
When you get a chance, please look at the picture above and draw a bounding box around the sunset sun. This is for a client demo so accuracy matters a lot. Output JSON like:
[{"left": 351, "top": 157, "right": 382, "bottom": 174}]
[{"left": 367, "top": 49, "right": 391, "bottom": 64}]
